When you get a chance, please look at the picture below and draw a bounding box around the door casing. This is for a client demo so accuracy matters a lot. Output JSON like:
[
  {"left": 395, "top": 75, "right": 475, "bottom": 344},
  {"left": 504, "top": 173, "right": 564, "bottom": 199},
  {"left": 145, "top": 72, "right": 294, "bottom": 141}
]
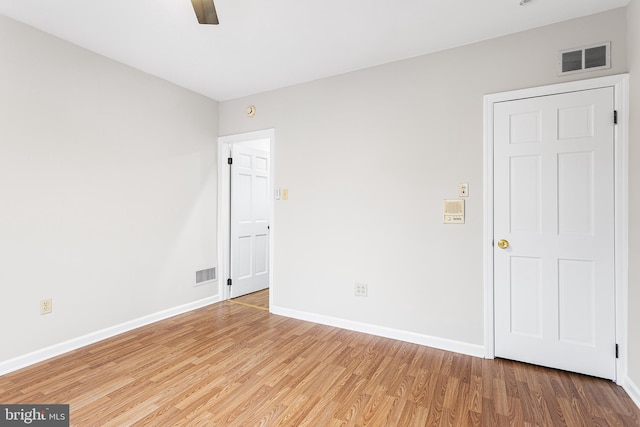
[
  {"left": 218, "top": 129, "right": 275, "bottom": 305},
  {"left": 483, "top": 74, "right": 629, "bottom": 384}
]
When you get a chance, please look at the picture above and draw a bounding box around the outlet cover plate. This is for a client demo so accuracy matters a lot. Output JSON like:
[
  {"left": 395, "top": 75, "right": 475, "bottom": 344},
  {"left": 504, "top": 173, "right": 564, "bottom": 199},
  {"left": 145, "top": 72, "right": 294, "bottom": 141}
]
[
  {"left": 40, "top": 298, "right": 52, "bottom": 315},
  {"left": 355, "top": 283, "right": 368, "bottom": 297}
]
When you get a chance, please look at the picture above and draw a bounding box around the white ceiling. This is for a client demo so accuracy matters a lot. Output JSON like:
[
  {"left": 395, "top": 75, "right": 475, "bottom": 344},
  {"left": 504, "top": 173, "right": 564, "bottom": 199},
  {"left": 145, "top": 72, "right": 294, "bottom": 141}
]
[{"left": 0, "top": 0, "right": 630, "bottom": 101}]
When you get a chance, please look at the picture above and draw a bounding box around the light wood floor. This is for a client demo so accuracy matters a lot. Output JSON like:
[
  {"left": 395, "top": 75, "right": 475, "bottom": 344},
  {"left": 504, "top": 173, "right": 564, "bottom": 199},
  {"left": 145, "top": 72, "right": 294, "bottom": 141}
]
[
  {"left": 230, "top": 288, "right": 269, "bottom": 311},
  {"left": 1, "top": 292, "right": 638, "bottom": 426}
]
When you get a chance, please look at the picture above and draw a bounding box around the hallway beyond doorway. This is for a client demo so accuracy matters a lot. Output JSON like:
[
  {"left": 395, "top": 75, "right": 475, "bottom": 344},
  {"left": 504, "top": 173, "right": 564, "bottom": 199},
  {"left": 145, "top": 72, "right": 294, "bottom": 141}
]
[{"left": 229, "top": 289, "right": 269, "bottom": 311}]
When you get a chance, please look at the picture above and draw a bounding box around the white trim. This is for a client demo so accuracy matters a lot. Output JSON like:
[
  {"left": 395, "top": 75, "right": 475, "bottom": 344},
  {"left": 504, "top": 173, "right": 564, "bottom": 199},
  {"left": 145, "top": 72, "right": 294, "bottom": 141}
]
[
  {"left": 623, "top": 376, "right": 640, "bottom": 411},
  {"left": 217, "top": 129, "right": 275, "bottom": 304},
  {"left": 0, "top": 296, "right": 221, "bottom": 376},
  {"left": 483, "top": 94, "right": 496, "bottom": 359},
  {"left": 271, "top": 305, "right": 485, "bottom": 358},
  {"left": 613, "top": 76, "right": 630, "bottom": 387},
  {"left": 483, "top": 74, "right": 629, "bottom": 384}
]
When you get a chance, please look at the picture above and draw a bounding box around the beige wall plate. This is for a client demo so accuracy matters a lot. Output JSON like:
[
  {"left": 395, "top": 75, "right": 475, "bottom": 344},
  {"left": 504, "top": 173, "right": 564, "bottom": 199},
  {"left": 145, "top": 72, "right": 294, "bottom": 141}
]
[
  {"left": 444, "top": 199, "right": 465, "bottom": 224},
  {"left": 246, "top": 105, "right": 256, "bottom": 118}
]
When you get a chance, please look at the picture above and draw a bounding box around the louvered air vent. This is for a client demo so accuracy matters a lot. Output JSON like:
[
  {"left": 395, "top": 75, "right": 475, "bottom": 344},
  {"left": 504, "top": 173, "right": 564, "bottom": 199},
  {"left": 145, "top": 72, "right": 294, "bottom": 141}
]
[
  {"left": 196, "top": 267, "right": 216, "bottom": 284},
  {"left": 559, "top": 42, "right": 611, "bottom": 75}
]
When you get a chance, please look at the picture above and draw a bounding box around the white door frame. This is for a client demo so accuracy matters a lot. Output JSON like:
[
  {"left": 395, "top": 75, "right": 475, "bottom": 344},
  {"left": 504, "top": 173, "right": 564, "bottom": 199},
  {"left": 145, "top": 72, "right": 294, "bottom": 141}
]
[
  {"left": 483, "top": 74, "right": 629, "bottom": 384},
  {"left": 218, "top": 129, "right": 275, "bottom": 306}
]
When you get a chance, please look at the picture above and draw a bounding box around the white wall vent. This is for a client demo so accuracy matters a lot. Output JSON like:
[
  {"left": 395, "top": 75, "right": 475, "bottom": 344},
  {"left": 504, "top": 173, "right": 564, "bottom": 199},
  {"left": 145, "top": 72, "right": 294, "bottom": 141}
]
[
  {"left": 196, "top": 267, "right": 216, "bottom": 284},
  {"left": 559, "top": 42, "right": 611, "bottom": 75}
]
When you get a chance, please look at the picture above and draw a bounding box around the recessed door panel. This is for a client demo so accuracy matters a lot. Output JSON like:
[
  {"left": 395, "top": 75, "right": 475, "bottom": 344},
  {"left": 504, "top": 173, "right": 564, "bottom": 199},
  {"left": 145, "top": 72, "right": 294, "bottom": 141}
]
[
  {"left": 510, "top": 257, "right": 542, "bottom": 337},
  {"left": 237, "top": 152, "right": 252, "bottom": 168},
  {"left": 510, "top": 155, "right": 541, "bottom": 234},
  {"left": 509, "top": 111, "right": 541, "bottom": 144},
  {"left": 558, "top": 152, "right": 594, "bottom": 235},
  {"left": 237, "top": 173, "right": 252, "bottom": 222},
  {"left": 254, "top": 175, "right": 269, "bottom": 221},
  {"left": 255, "top": 234, "right": 268, "bottom": 275},
  {"left": 558, "top": 259, "right": 595, "bottom": 346},
  {"left": 558, "top": 105, "right": 594, "bottom": 140},
  {"left": 238, "top": 236, "right": 252, "bottom": 279},
  {"left": 254, "top": 155, "right": 268, "bottom": 172}
]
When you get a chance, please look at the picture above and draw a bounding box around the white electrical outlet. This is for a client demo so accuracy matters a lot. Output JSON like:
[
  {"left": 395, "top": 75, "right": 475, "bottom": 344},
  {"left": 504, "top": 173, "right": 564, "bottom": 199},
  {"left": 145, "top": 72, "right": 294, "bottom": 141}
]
[
  {"left": 40, "top": 298, "right": 52, "bottom": 315},
  {"left": 355, "top": 283, "right": 368, "bottom": 297}
]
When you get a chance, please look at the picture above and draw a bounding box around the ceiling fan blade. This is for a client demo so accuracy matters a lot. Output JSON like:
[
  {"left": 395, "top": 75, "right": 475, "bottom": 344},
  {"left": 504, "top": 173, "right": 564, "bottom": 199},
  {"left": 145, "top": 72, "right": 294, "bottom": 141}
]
[{"left": 191, "top": 0, "right": 219, "bottom": 25}]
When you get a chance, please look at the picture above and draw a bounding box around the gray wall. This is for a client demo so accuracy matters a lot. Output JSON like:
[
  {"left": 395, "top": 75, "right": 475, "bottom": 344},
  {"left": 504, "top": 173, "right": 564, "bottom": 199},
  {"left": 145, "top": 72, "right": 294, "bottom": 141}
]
[
  {"left": 220, "top": 9, "right": 628, "bottom": 351},
  {"left": 627, "top": 0, "right": 640, "bottom": 391},
  {"left": 0, "top": 16, "right": 219, "bottom": 363}
]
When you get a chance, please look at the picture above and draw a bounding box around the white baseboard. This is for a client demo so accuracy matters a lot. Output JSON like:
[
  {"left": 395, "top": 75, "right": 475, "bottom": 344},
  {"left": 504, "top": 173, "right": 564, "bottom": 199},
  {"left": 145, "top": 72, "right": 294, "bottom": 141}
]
[
  {"left": 270, "top": 305, "right": 485, "bottom": 358},
  {"left": 0, "top": 295, "right": 221, "bottom": 376},
  {"left": 623, "top": 375, "right": 640, "bottom": 411}
]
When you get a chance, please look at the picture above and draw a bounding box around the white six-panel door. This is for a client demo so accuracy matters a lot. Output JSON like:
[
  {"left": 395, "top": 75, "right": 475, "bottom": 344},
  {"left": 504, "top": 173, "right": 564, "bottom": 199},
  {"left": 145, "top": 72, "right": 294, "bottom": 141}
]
[
  {"left": 493, "top": 87, "right": 616, "bottom": 380},
  {"left": 230, "top": 146, "right": 270, "bottom": 298}
]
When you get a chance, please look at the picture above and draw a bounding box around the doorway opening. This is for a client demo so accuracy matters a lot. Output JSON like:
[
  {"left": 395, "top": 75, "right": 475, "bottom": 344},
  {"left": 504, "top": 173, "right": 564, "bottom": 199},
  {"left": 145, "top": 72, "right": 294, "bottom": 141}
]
[
  {"left": 228, "top": 289, "right": 269, "bottom": 311},
  {"left": 218, "top": 129, "right": 275, "bottom": 309}
]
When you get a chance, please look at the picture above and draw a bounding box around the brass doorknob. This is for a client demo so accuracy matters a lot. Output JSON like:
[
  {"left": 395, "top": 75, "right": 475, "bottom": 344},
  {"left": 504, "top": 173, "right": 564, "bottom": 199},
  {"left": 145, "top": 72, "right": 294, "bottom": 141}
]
[{"left": 497, "top": 239, "right": 509, "bottom": 249}]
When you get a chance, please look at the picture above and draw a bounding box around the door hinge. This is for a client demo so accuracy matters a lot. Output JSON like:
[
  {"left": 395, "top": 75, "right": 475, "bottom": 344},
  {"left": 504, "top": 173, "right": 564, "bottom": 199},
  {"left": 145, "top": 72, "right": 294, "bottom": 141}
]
[
  {"left": 615, "top": 343, "right": 619, "bottom": 359},
  {"left": 228, "top": 157, "right": 233, "bottom": 165},
  {"left": 227, "top": 278, "right": 232, "bottom": 286},
  {"left": 614, "top": 110, "right": 618, "bottom": 125}
]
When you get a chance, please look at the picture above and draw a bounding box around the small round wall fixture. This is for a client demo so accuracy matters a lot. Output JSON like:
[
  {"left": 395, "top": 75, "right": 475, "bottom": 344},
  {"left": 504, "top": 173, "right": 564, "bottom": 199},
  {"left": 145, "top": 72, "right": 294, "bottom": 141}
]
[{"left": 246, "top": 105, "right": 256, "bottom": 118}]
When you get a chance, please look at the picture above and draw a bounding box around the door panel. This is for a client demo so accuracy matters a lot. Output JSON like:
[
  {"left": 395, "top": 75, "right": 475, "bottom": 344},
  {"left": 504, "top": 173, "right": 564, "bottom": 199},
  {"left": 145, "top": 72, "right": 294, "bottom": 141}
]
[
  {"left": 558, "top": 259, "right": 595, "bottom": 345},
  {"left": 494, "top": 87, "right": 615, "bottom": 380},
  {"left": 238, "top": 236, "right": 252, "bottom": 278},
  {"left": 558, "top": 152, "right": 594, "bottom": 234},
  {"left": 230, "top": 145, "right": 270, "bottom": 298},
  {"left": 510, "top": 256, "right": 542, "bottom": 337},
  {"left": 510, "top": 155, "right": 542, "bottom": 233},
  {"left": 255, "top": 234, "right": 268, "bottom": 274}
]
